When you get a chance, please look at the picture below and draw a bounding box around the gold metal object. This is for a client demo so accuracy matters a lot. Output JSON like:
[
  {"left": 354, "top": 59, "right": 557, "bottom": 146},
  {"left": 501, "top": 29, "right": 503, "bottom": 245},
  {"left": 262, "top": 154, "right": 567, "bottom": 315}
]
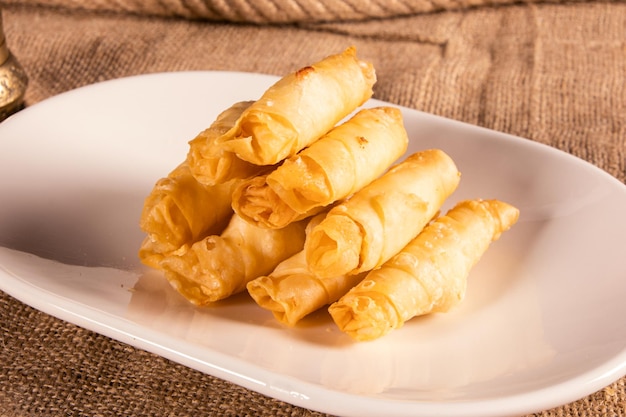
[{"left": 0, "top": 9, "right": 28, "bottom": 122}]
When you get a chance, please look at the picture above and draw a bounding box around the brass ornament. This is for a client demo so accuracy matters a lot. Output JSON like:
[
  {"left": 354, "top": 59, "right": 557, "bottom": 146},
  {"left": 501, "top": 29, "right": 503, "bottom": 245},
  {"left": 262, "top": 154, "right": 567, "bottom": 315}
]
[{"left": 0, "top": 9, "right": 28, "bottom": 122}]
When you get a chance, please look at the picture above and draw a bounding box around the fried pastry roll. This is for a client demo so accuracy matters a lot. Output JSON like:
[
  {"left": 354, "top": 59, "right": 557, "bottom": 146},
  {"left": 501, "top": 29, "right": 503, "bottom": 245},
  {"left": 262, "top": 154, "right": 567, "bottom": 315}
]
[
  {"left": 187, "top": 100, "right": 266, "bottom": 185},
  {"left": 159, "top": 214, "right": 307, "bottom": 305},
  {"left": 219, "top": 47, "right": 376, "bottom": 165},
  {"left": 247, "top": 214, "right": 366, "bottom": 326},
  {"left": 231, "top": 174, "right": 324, "bottom": 231},
  {"left": 328, "top": 199, "right": 520, "bottom": 341},
  {"left": 247, "top": 251, "right": 367, "bottom": 326},
  {"left": 232, "top": 107, "right": 408, "bottom": 229},
  {"left": 305, "top": 149, "right": 461, "bottom": 278},
  {"left": 138, "top": 163, "right": 237, "bottom": 268}
]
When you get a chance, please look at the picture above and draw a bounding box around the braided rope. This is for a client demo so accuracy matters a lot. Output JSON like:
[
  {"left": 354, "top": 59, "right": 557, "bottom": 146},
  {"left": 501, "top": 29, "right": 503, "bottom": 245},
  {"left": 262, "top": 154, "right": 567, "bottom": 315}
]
[{"left": 0, "top": 0, "right": 550, "bottom": 23}]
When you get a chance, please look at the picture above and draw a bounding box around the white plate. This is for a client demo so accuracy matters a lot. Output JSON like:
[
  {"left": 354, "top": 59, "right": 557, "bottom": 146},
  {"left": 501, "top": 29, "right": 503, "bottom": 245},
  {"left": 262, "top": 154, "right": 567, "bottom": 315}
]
[{"left": 0, "top": 71, "right": 625, "bottom": 417}]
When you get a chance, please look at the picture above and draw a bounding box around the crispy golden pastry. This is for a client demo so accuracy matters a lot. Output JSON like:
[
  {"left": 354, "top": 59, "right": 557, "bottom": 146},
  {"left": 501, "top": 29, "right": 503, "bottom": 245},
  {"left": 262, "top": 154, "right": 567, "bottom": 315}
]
[
  {"left": 159, "top": 214, "right": 308, "bottom": 305},
  {"left": 247, "top": 214, "right": 366, "bottom": 326},
  {"left": 305, "top": 149, "right": 461, "bottom": 278},
  {"left": 232, "top": 107, "right": 409, "bottom": 229},
  {"left": 219, "top": 47, "right": 376, "bottom": 165},
  {"left": 247, "top": 251, "right": 367, "bottom": 326},
  {"left": 187, "top": 101, "right": 266, "bottom": 185},
  {"left": 329, "top": 199, "right": 520, "bottom": 341},
  {"left": 138, "top": 237, "right": 166, "bottom": 270},
  {"left": 138, "top": 163, "right": 237, "bottom": 269}
]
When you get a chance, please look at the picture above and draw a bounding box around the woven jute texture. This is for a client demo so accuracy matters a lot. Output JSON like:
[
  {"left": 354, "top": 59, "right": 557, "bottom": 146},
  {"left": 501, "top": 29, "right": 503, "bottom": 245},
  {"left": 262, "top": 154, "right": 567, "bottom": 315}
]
[{"left": 0, "top": 1, "right": 625, "bottom": 416}]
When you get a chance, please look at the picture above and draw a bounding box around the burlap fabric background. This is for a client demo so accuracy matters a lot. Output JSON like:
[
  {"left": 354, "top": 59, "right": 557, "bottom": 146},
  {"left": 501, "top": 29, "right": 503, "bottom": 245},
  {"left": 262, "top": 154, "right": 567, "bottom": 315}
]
[{"left": 0, "top": 1, "right": 625, "bottom": 416}]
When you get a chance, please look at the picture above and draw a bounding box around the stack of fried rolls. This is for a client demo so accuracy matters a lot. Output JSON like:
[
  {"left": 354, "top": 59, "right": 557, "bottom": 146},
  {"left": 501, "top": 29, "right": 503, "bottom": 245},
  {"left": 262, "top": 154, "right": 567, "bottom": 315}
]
[{"left": 138, "top": 46, "right": 519, "bottom": 341}]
